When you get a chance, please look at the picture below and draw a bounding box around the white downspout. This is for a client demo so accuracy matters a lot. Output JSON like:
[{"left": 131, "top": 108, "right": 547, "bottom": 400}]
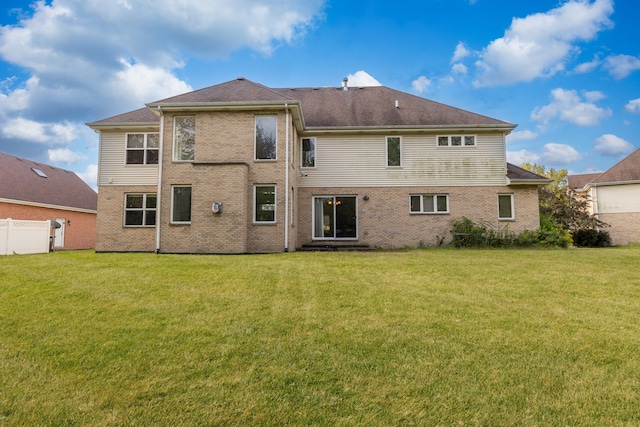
[
  {"left": 155, "top": 106, "right": 165, "bottom": 254},
  {"left": 284, "top": 103, "right": 290, "bottom": 252}
]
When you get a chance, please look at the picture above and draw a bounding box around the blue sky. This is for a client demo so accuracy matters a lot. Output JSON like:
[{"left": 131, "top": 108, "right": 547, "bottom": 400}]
[{"left": 1, "top": 0, "right": 638, "bottom": 189}]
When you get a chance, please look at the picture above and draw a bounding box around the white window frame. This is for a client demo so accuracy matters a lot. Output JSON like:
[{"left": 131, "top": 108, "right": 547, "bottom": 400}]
[
  {"left": 126, "top": 133, "right": 160, "bottom": 165},
  {"left": 410, "top": 194, "right": 449, "bottom": 214},
  {"left": 498, "top": 194, "right": 515, "bottom": 220},
  {"left": 170, "top": 185, "right": 192, "bottom": 224},
  {"left": 254, "top": 185, "right": 277, "bottom": 224},
  {"left": 386, "top": 136, "right": 402, "bottom": 167},
  {"left": 124, "top": 193, "right": 157, "bottom": 227},
  {"left": 255, "top": 115, "right": 277, "bottom": 161},
  {"left": 437, "top": 135, "right": 476, "bottom": 147},
  {"left": 172, "top": 116, "right": 195, "bottom": 162},
  {"left": 301, "top": 137, "right": 316, "bottom": 168}
]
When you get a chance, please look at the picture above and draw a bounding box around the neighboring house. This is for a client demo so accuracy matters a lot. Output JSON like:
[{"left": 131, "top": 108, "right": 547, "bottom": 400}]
[
  {"left": 568, "top": 148, "right": 640, "bottom": 246},
  {"left": 87, "top": 77, "right": 548, "bottom": 254},
  {"left": 0, "top": 152, "right": 98, "bottom": 250}
]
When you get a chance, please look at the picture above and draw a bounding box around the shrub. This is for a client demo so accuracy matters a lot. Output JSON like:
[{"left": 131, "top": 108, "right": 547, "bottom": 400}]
[
  {"left": 450, "top": 217, "right": 571, "bottom": 248},
  {"left": 572, "top": 229, "right": 612, "bottom": 247}
]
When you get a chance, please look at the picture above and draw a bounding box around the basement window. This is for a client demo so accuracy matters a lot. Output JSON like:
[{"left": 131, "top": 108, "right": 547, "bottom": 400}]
[{"left": 31, "top": 167, "right": 48, "bottom": 178}]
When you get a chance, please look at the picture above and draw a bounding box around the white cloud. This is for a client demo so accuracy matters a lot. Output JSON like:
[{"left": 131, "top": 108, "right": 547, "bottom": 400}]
[
  {"left": 583, "top": 90, "right": 605, "bottom": 102},
  {"left": 594, "top": 134, "right": 634, "bottom": 156},
  {"left": 48, "top": 148, "right": 88, "bottom": 163},
  {"left": 507, "top": 149, "right": 540, "bottom": 165},
  {"left": 2, "top": 117, "right": 78, "bottom": 144},
  {"left": 603, "top": 54, "right": 640, "bottom": 79},
  {"left": 531, "top": 88, "right": 612, "bottom": 127},
  {"left": 507, "top": 143, "right": 582, "bottom": 166},
  {"left": 574, "top": 56, "right": 601, "bottom": 74},
  {"left": 452, "top": 42, "right": 471, "bottom": 63},
  {"left": 412, "top": 76, "right": 431, "bottom": 93},
  {"left": 346, "top": 70, "right": 381, "bottom": 87},
  {"left": 506, "top": 129, "right": 538, "bottom": 143},
  {"left": 541, "top": 143, "right": 582, "bottom": 164},
  {"left": 114, "top": 59, "right": 191, "bottom": 103},
  {"left": 625, "top": 98, "right": 640, "bottom": 114},
  {"left": 474, "top": 0, "right": 614, "bottom": 86},
  {"left": 451, "top": 63, "right": 468, "bottom": 75},
  {"left": 76, "top": 164, "right": 98, "bottom": 190}
]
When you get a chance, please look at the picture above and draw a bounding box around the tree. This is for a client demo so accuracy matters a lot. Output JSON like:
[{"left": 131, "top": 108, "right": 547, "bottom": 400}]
[{"left": 520, "top": 163, "right": 606, "bottom": 232}]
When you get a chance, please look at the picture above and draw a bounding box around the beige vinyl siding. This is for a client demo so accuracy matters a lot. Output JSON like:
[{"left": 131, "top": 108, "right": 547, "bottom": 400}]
[
  {"left": 98, "top": 131, "right": 159, "bottom": 186},
  {"left": 596, "top": 184, "right": 640, "bottom": 213},
  {"left": 298, "top": 133, "right": 507, "bottom": 187}
]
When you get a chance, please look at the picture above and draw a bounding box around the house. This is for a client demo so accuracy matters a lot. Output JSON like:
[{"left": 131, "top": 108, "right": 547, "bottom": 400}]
[
  {"left": 568, "top": 148, "right": 640, "bottom": 245},
  {"left": 87, "top": 77, "right": 548, "bottom": 253},
  {"left": 0, "top": 152, "right": 98, "bottom": 249}
]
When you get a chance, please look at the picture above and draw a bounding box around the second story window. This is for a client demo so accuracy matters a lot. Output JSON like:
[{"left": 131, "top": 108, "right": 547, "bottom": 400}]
[
  {"left": 173, "top": 116, "right": 195, "bottom": 162},
  {"left": 126, "top": 133, "right": 159, "bottom": 165},
  {"left": 438, "top": 135, "right": 476, "bottom": 147},
  {"left": 255, "top": 115, "right": 277, "bottom": 160},
  {"left": 301, "top": 138, "right": 315, "bottom": 168},
  {"left": 386, "top": 136, "right": 401, "bottom": 167}
]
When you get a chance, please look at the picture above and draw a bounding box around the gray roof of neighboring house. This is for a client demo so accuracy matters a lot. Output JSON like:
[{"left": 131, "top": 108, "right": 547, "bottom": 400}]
[
  {"left": 567, "top": 173, "right": 602, "bottom": 190},
  {"left": 90, "top": 78, "right": 515, "bottom": 130},
  {"left": 0, "top": 152, "right": 97, "bottom": 211},
  {"left": 568, "top": 148, "right": 640, "bottom": 189}
]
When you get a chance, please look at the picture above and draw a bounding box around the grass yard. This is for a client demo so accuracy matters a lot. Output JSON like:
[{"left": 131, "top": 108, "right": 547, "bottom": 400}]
[{"left": 1, "top": 247, "right": 639, "bottom": 426}]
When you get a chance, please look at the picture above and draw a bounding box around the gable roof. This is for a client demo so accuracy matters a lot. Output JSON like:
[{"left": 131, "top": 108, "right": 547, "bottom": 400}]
[
  {"left": 506, "top": 163, "right": 552, "bottom": 185},
  {"left": 0, "top": 152, "right": 97, "bottom": 211},
  {"left": 91, "top": 78, "right": 515, "bottom": 132},
  {"left": 273, "top": 85, "right": 512, "bottom": 129},
  {"left": 567, "top": 173, "right": 601, "bottom": 191},
  {"left": 568, "top": 148, "right": 640, "bottom": 190}
]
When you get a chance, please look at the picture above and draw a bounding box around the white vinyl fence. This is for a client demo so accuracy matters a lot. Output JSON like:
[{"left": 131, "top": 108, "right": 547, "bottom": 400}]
[{"left": 0, "top": 218, "right": 52, "bottom": 255}]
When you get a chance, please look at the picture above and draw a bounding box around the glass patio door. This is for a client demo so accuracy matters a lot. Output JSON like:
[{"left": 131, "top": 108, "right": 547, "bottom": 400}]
[{"left": 313, "top": 196, "right": 357, "bottom": 239}]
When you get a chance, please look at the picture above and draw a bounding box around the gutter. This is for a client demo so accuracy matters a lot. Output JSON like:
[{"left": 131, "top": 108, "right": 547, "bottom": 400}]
[
  {"left": 301, "top": 124, "right": 517, "bottom": 135},
  {"left": 284, "top": 103, "right": 290, "bottom": 252},
  {"left": 0, "top": 198, "right": 97, "bottom": 214},
  {"left": 155, "top": 106, "right": 165, "bottom": 254}
]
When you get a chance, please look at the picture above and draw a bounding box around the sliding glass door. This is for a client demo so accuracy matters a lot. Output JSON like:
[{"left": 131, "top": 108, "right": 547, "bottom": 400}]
[{"left": 313, "top": 196, "right": 357, "bottom": 239}]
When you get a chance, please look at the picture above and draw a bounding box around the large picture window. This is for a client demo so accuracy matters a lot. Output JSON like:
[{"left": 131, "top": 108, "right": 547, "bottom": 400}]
[
  {"left": 255, "top": 116, "right": 277, "bottom": 160},
  {"left": 124, "top": 193, "right": 156, "bottom": 226},
  {"left": 386, "top": 136, "right": 401, "bottom": 167},
  {"left": 254, "top": 185, "right": 276, "bottom": 223},
  {"left": 498, "top": 194, "right": 514, "bottom": 220},
  {"left": 301, "top": 137, "right": 315, "bottom": 168},
  {"left": 173, "top": 116, "right": 195, "bottom": 161},
  {"left": 126, "top": 133, "right": 159, "bottom": 165},
  {"left": 410, "top": 194, "right": 449, "bottom": 214},
  {"left": 171, "top": 186, "right": 192, "bottom": 224}
]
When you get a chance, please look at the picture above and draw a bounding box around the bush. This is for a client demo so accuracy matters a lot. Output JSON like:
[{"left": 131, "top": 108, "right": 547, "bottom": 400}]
[
  {"left": 572, "top": 229, "right": 611, "bottom": 247},
  {"left": 450, "top": 217, "right": 571, "bottom": 248}
]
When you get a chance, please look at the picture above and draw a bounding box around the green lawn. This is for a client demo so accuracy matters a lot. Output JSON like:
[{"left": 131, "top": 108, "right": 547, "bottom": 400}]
[{"left": 1, "top": 248, "right": 639, "bottom": 426}]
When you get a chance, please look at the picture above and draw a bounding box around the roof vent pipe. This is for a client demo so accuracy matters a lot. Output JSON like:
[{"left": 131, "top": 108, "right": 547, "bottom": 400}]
[
  {"left": 395, "top": 100, "right": 399, "bottom": 108},
  {"left": 342, "top": 77, "right": 348, "bottom": 91}
]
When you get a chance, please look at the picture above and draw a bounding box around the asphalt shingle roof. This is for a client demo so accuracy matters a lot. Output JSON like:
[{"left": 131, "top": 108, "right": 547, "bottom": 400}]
[
  {"left": 94, "top": 78, "right": 514, "bottom": 129},
  {"left": 0, "top": 152, "right": 97, "bottom": 211},
  {"left": 568, "top": 148, "right": 640, "bottom": 189}
]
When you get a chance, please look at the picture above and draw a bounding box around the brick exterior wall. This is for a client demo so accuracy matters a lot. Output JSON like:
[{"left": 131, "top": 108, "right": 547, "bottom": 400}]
[
  {"left": 0, "top": 201, "right": 96, "bottom": 249},
  {"left": 95, "top": 185, "right": 157, "bottom": 252},
  {"left": 156, "top": 110, "right": 297, "bottom": 253},
  {"left": 96, "top": 108, "right": 542, "bottom": 253},
  {"left": 296, "top": 185, "right": 540, "bottom": 248},
  {"left": 598, "top": 212, "right": 640, "bottom": 246}
]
